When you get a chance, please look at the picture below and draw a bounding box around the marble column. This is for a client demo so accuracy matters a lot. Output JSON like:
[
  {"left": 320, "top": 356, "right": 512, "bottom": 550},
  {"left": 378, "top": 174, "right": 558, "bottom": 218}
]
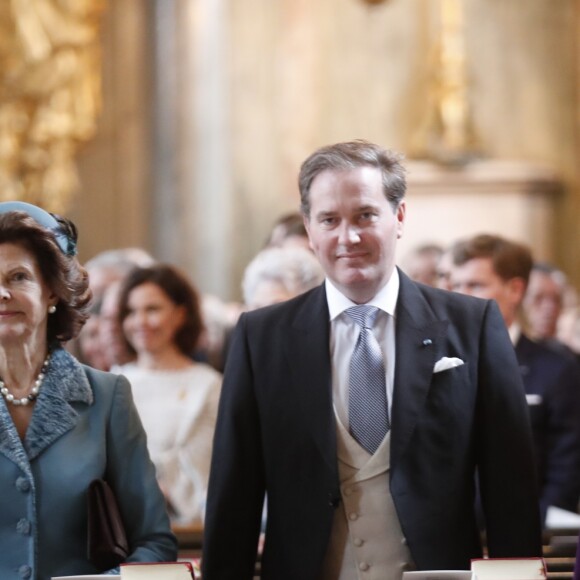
[{"left": 152, "top": 0, "right": 234, "bottom": 297}]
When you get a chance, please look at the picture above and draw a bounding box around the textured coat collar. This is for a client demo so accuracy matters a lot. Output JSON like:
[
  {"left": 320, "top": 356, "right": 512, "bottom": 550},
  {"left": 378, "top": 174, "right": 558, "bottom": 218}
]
[{"left": 0, "top": 348, "right": 93, "bottom": 471}]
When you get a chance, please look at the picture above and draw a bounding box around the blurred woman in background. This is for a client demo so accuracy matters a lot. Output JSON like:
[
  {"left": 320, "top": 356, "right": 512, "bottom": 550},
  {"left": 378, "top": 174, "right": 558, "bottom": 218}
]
[
  {"left": 242, "top": 246, "right": 324, "bottom": 310},
  {"left": 117, "top": 264, "right": 222, "bottom": 526}
]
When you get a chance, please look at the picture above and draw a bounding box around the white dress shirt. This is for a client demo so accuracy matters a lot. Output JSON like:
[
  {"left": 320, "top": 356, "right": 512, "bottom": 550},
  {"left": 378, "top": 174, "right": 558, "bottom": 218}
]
[
  {"left": 508, "top": 322, "right": 522, "bottom": 346},
  {"left": 326, "top": 269, "right": 399, "bottom": 435},
  {"left": 322, "top": 269, "right": 415, "bottom": 579}
]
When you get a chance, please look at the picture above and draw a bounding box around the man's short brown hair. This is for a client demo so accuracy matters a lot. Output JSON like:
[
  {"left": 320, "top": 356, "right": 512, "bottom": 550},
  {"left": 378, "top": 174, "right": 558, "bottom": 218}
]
[
  {"left": 298, "top": 140, "right": 406, "bottom": 217},
  {"left": 451, "top": 234, "right": 533, "bottom": 284}
]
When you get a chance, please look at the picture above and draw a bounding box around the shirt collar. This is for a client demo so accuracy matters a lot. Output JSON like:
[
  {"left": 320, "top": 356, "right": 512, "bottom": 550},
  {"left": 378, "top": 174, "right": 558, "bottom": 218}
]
[
  {"left": 508, "top": 322, "right": 522, "bottom": 346},
  {"left": 326, "top": 268, "right": 400, "bottom": 321}
]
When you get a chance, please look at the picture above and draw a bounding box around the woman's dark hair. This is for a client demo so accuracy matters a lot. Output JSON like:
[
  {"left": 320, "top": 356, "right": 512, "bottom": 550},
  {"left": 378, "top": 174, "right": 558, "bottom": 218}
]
[
  {"left": 0, "top": 211, "right": 92, "bottom": 342},
  {"left": 117, "top": 264, "right": 204, "bottom": 356}
]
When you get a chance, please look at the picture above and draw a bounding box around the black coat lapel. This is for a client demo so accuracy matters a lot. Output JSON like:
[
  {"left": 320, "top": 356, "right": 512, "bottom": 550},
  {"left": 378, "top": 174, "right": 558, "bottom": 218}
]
[
  {"left": 283, "top": 285, "right": 337, "bottom": 473},
  {"left": 391, "top": 271, "right": 448, "bottom": 471}
]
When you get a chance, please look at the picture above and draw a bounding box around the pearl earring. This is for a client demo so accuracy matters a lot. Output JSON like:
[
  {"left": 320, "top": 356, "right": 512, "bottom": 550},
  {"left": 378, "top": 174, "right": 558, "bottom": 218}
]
[{"left": 48, "top": 305, "right": 56, "bottom": 314}]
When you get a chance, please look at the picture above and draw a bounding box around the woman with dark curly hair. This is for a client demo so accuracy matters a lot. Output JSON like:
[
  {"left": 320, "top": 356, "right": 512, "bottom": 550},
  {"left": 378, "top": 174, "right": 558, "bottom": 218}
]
[
  {"left": 0, "top": 202, "right": 177, "bottom": 580},
  {"left": 117, "top": 264, "right": 222, "bottom": 526}
]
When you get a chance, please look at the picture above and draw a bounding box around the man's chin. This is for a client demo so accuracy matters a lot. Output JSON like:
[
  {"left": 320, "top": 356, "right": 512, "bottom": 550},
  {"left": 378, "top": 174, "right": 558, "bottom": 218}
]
[
  {"left": 332, "top": 271, "right": 377, "bottom": 294},
  {"left": 336, "top": 265, "right": 374, "bottom": 284}
]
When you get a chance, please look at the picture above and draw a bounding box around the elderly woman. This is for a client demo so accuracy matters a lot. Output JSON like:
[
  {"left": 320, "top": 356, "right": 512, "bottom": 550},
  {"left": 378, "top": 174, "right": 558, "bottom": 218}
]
[
  {"left": 242, "top": 246, "right": 325, "bottom": 310},
  {"left": 0, "top": 202, "right": 176, "bottom": 580},
  {"left": 116, "top": 264, "right": 222, "bottom": 526}
]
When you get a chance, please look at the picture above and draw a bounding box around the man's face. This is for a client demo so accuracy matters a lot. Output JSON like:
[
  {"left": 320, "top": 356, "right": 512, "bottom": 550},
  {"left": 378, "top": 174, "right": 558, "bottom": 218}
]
[
  {"left": 435, "top": 251, "right": 453, "bottom": 291},
  {"left": 523, "top": 271, "right": 562, "bottom": 339},
  {"left": 99, "top": 282, "right": 133, "bottom": 368},
  {"left": 451, "top": 257, "right": 522, "bottom": 326},
  {"left": 304, "top": 166, "right": 405, "bottom": 304}
]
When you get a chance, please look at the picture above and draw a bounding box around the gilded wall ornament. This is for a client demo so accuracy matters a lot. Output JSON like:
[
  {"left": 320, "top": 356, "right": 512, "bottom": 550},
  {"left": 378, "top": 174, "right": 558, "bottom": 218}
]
[
  {"left": 411, "top": 0, "right": 479, "bottom": 164},
  {"left": 0, "top": 0, "right": 106, "bottom": 212}
]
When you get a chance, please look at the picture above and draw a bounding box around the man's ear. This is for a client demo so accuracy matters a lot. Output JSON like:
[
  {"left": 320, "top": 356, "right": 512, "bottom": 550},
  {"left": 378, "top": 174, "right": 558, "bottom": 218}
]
[
  {"left": 508, "top": 277, "right": 528, "bottom": 306},
  {"left": 396, "top": 201, "right": 406, "bottom": 239},
  {"left": 303, "top": 214, "right": 314, "bottom": 251}
]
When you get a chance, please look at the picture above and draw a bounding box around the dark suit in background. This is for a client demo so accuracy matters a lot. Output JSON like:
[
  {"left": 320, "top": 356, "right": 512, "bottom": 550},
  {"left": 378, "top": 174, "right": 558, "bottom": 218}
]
[
  {"left": 516, "top": 333, "right": 580, "bottom": 517},
  {"left": 450, "top": 233, "right": 580, "bottom": 528}
]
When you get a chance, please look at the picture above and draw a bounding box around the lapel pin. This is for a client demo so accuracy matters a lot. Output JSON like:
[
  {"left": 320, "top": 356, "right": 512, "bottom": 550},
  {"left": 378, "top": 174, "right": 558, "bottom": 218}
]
[{"left": 422, "top": 338, "right": 433, "bottom": 346}]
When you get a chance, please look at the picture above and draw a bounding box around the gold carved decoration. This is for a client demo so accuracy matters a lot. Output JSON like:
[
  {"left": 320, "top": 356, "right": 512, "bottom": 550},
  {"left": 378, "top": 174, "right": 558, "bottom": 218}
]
[
  {"left": 0, "top": 0, "right": 106, "bottom": 213},
  {"left": 411, "top": 0, "right": 478, "bottom": 164}
]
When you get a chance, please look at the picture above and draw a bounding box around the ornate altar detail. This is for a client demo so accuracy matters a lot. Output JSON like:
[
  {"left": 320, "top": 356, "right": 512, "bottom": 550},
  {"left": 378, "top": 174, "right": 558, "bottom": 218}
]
[
  {"left": 411, "top": 0, "right": 478, "bottom": 164},
  {"left": 0, "top": 0, "right": 106, "bottom": 213}
]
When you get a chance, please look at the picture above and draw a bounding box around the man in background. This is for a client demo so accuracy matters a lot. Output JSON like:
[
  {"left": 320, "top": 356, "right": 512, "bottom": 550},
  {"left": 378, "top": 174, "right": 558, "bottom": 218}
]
[
  {"left": 524, "top": 262, "right": 578, "bottom": 359},
  {"left": 451, "top": 234, "right": 580, "bottom": 521},
  {"left": 401, "top": 243, "right": 443, "bottom": 287}
]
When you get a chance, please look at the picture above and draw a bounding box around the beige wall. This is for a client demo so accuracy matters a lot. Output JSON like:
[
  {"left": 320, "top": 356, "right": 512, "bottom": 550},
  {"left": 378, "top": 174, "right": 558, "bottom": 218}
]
[
  {"left": 72, "top": 0, "right": 580, "bottom": 299},
  {"left": 72, "top": 0, "right": 153, "bottom": 263}
]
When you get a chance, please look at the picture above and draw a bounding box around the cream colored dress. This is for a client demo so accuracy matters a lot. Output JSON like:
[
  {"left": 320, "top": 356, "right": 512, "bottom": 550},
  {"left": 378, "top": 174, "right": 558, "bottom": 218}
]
[{"left": 119, "top": 362, "right": 222, "bottom": 525}]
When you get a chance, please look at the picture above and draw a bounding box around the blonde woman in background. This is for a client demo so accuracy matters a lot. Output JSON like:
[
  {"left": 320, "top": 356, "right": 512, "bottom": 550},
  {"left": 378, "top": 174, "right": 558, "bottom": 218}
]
[{"left": 242, "top": 246, "right": 325, "bottom": 310}]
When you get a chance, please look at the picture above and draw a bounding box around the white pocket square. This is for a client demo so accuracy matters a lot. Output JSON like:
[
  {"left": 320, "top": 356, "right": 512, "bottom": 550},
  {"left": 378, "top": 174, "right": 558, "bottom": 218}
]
[
  {"left": 433, "top": 357, "right": 465, "bottom": 373},
  {"left": 526, "top": 394, "right": 543, "bottom": 406}
]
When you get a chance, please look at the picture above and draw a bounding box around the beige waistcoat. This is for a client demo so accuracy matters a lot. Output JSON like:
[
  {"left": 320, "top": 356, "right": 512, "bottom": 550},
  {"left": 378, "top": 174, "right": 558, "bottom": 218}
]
[{"left": 320, "top": 412, "right": 415, "bottom": 580}]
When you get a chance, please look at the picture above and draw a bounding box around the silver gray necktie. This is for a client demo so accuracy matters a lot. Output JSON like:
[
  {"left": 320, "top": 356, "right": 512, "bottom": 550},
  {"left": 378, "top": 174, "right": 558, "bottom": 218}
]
[{"left": 346, "top": 305, "right": 389, "bottom": 454}]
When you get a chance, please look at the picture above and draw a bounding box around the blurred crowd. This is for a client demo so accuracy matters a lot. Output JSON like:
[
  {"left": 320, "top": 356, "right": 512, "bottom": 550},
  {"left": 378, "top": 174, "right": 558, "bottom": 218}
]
[
  {"left": 72, "top": 214, "right": 580, "bottom": 529},
  {"left": 71, "top": 212, "right": 324, "bottom": 526}
]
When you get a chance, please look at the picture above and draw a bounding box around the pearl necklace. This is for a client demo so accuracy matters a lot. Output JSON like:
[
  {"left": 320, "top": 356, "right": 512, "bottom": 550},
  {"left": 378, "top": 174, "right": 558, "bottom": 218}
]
[{"left": 0, "top": 354, "right": 51, "bottom": 407}]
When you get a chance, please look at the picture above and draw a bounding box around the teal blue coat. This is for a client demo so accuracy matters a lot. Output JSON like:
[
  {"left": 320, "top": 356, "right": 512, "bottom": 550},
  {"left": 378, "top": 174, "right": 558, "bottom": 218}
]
[{"left": 0, "top": 348, "right": 177, "bottom": 580}]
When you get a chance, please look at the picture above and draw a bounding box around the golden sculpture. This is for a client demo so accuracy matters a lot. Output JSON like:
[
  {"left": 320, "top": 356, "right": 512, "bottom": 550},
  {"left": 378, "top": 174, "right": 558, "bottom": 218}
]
[
  {"left": 0, "top": 0, "right": 106, "bottom": 213},
  {"left": 411, "top": 0, "right": 478, "bottom": 164}
]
